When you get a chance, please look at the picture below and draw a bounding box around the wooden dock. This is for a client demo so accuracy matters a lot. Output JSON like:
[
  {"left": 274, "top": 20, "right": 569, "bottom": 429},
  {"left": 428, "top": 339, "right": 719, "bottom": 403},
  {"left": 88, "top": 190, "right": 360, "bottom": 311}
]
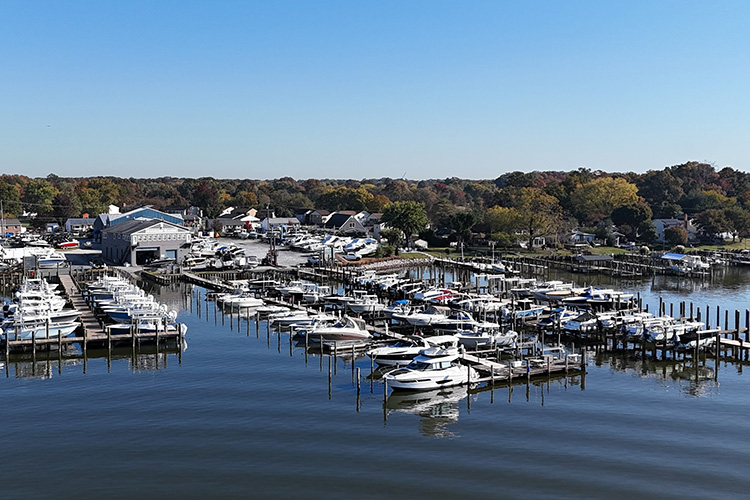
[{"left": 2, "top": 273, "right": 185, "bottom": 356}]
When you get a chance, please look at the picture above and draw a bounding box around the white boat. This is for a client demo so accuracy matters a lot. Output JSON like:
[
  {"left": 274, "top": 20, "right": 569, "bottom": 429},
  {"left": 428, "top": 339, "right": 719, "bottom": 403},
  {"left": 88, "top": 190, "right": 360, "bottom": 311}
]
[
  {"left": 384, "top": 346, "right": 480, "bottom": 391},
  {"left": 346, "top": 294, "right": 384, "bottom": 314},
  {"left": 306, "top": 316, "right": 372, "bottom": 342},
  {"left": 456, "top": 328, "right": 518, "bottom": 350},
  {"left": 2, "top": 319, "right": 80, "bottom": 340},
  {"left": 393, "top": 305, "right": 451, "bottom": 327},
  {"left": 367, "top": 335, "right": 458, "bottom": 366},
  {"left": 383, "top": 299, "right": 413, "bottom": 320}
]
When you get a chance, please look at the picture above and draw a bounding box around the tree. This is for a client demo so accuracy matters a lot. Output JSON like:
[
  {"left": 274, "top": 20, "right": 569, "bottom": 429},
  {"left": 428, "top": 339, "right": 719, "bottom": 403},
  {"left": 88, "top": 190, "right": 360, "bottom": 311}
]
[
  {"left": 447, "top": 210, "right": 477, "bottom": 244},
  {"left": 515, "top": 187, "right": 562, "bottom": 249},
  {"left": 694, "top": 209, "right": 730, "bottom": 241},
  {"left": 0, "top": 179, "right": 22, "bottom": 216},
  {"left": 193, "top": 181, "right": 222, "bottom": 218},
  {"left": 569, "top": 177, "right": 639, "bottom": 221},
  {"left": 381, "top": 201, "right": 428, "bottom": 246},
  {"left": 664, "top": 225, "right": 688, "bottom": 246},
  {"left": 723, "top": 206, "right": 750, "bottom": 241},
  {"left": 380, "top": 228, "right": 403, "bottom": 247},
  {"left": 636, "top": 169, "right": 684, "bottom": 218},
  {"left": 484, "top": 206, "right": 521, "bottom": 234}
]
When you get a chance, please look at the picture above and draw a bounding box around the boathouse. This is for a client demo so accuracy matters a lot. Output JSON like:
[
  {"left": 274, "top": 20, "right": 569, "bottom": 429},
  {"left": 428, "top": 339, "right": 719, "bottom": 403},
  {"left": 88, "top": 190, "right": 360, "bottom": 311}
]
[{"left": 101, "top": 219, "right": 192, "bottom": 266}]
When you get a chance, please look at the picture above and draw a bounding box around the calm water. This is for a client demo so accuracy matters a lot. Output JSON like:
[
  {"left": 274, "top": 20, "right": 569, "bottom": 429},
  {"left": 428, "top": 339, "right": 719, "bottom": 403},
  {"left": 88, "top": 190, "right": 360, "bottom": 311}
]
[{"left": 3, "top": 269, "right": 750, "bottom": 500}]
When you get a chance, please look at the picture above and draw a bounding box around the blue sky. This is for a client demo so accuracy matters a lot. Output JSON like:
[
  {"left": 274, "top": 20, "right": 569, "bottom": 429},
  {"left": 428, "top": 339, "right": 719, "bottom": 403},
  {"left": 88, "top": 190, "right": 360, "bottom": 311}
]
[{"left": 1, "top": 1, "right": 748, "bottom": 180}]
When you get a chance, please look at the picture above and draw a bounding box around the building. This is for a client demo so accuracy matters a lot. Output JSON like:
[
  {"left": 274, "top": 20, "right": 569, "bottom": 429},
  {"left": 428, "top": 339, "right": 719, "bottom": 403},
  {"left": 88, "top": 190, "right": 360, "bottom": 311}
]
[
  {"left": 652, "top": 216, "right": 699, "bottom": 242},
  {"left": 260, "top": 217, "right": 301, "bottom": 233},
  {"left": 324, "top": 211, "right": 368, "bottom": 235},
  {"left": 0, "top": 218, "right": 22, "bottom": 236},
  {"left": 65, "top": 217, "right": 95, "bottom": 234},
  {"left": 94, "top": 206, "right": 184, "bottom": 242},
  {"left": 101, "top": 219, "right": 192, "bottom": 266}
]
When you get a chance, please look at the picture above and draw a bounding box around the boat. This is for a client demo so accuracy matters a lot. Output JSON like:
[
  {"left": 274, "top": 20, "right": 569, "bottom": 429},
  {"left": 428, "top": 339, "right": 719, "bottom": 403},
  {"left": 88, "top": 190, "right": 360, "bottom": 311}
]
[
  {"left": 456, "top": 328, "right": 518, "bottom": 350},
  {"left": 392, "top": 305, "right": 451, "bottom": 326},
  {"left": 2, "top": 319, "right": 80, "bottom": 340},
  {"left": 305, "top": 316, "right": 372, "bottom": 342},
  {"left": 56, "top": 239, "right": 79, "bottom": 249},
  {"left": 346, "top": 294, "right": 384, "bottom": 314},
  {"left": 384, "top": 346, "right": 480, "bottom": 391},
  {"left": 367, "top": 335, "right": 458, "bottom": 367}
]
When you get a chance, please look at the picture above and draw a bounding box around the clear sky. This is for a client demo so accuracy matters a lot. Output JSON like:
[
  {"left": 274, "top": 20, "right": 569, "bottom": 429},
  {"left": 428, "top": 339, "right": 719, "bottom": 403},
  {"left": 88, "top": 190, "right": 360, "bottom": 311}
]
[{"left": 2, "top": 0, "right": 749, "bottom": 180}]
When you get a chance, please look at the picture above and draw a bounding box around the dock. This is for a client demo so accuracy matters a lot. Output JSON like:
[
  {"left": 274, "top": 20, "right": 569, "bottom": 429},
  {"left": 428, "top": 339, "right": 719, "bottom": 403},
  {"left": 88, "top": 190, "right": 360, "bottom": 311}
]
[{"left": 2, "top": 273, "right": 186, "bottom": 358}]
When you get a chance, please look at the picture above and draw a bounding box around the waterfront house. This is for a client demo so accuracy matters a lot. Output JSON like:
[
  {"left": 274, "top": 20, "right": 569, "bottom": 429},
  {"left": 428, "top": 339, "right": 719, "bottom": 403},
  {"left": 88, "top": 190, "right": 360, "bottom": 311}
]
[
  {"left": 653, "top": 216, "right": 699, "bottom": 242},
  {"left": 101, "top": 219, "right": 192, "bottom": 266}
]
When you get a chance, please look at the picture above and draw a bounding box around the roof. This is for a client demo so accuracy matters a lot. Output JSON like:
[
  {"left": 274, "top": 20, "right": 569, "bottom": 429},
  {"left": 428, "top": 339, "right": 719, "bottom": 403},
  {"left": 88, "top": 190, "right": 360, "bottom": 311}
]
[
  {"left": 324, "top": 213, "right": 357, "bottom": 228},
  {"left": 102, "top": 218, "right": 190, "bottom": 236},
  {"left": 661, "top": 252, "right": 686, "bottom": 261},
  {"left": 265, "top": 218, "right": 300, "bottom": 225},
  {"left": 574, "top": 254, "right": 614, "bottom": 262},
  {"left": 65, "top": 218, "right": 95, "bottom": 225}
]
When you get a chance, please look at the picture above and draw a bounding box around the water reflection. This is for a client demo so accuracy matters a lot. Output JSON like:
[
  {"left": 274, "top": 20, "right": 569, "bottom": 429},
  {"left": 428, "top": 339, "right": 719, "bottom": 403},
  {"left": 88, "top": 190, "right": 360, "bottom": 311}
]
[
  {"left": 3, "top": 347, "right": 183, "bottom": 379},
  {"left": 596, "top": 352, "right": 718, "bottom": 397},
  {"left": 386, "top": 386, "right": 469, "bottom": 438}
]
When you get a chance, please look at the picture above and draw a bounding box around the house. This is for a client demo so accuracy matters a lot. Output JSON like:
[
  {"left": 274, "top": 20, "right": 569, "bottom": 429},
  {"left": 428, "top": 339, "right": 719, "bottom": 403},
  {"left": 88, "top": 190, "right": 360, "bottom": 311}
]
[
  {"left": 294, "top": 208, "right": 327, "bottom": 226},
  {"left": 260, "top": 217, "right": 301, "bottom": 234},
  {"left": 0, "top": 218, "right": 23, "bottom": 236},
  {"left": 101, "top": 219, "right": 192, "bottom": 266},
  {"left": 571, "top": 230, "right": 595, "bottom": 243},
  {"left": 214, "top": 207, "right": 261, "bottom": 235},
  {"left": 65, "top": 217, "right": 95, "bottom": 234},
  {"left": 652, "top": 216, "right": 699, "bottom": 242},
  {"left": 324, "top": 211, "right": 368, "bottom": 235}
]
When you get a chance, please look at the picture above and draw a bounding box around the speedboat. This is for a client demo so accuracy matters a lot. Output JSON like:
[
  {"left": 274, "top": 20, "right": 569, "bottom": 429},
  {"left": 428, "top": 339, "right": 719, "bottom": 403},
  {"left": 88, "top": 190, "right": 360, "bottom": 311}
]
[
  {"left": 367, "top": 335, "right": 458, "bottom": 367},
  {"left": 456, "top": 328, "right": 518, "bottom": 350},
  {"left": 384, "top": 346, "right": 480, "bottom": 391},
  {"left": 306, "top": 316, "right": 372, "bottom": 342},
  {"left": 56, "top": 239, "right": 79, "bottom": 249},
  {"left": 392, "top": 305, "right": 451, "bottom": 327}
]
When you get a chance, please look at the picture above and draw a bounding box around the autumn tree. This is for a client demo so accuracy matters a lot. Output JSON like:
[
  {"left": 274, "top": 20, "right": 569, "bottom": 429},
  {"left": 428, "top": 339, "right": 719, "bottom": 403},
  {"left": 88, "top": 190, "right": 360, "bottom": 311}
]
[
  {"left": 664, "top": 225, "right": 689, "bottom": 246},
  {"left": 569, "top": 176, "right": 639, "bottom": 223},
  {"left": 382, "top": 201, "right": 428, "bottom": 246},
  {"left": 515, "top": 187, "right": 562, "bottom": 249}
]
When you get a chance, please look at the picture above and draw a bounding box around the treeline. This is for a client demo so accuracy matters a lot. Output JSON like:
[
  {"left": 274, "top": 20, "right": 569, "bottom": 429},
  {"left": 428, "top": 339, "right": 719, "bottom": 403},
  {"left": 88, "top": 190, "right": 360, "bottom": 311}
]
[{"left": 1, "top": 161, "right": 749, "bottom": 244}]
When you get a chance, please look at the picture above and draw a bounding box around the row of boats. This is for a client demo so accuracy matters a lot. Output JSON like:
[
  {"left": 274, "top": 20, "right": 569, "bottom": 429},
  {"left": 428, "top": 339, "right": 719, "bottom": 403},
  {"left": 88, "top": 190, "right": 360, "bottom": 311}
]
[
  {"left": 84, "top": 276, "right": 186, "bottom": 335},
  {"left": 2, "top": 278, "right": 81, "bottom": 340}
]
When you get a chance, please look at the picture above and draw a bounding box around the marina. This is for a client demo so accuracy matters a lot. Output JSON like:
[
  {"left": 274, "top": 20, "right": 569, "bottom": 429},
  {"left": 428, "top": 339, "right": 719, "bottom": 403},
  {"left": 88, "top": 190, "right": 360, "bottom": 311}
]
[{"left": 4, "top": 242, "right": 750, "bottom": 500}]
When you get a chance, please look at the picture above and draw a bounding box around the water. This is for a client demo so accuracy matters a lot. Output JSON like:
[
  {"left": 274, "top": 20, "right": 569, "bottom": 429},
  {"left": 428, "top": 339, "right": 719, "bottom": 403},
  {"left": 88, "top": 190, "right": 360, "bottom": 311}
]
[{"left": 3, "top": 271, "right": 750, "bottom": 499}]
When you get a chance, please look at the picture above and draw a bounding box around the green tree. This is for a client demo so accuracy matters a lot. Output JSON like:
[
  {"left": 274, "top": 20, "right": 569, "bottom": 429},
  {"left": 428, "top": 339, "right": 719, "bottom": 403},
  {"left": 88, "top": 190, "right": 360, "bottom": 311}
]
[
  {"left": 382, "top": 201, "right": 428, "bottom": 246},
  {"left": 723, "top": 206, "right": 750, "bottom": 241},
  {"left": 0, "top": 179, "right": 22, "bottom": 216},
  {"left": 447, "top": 210, "right": 477, "bottom": 244},
  {"left": 380, "top": 228, "right": 403, "bottom": 247}
]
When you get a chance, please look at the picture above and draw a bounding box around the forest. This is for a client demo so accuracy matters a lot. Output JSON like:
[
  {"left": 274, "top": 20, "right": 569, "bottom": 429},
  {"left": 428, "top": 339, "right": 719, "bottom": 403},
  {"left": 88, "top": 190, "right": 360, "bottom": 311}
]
[{"left": 1, "top": 161, "right": 749, "bottom": 247}]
